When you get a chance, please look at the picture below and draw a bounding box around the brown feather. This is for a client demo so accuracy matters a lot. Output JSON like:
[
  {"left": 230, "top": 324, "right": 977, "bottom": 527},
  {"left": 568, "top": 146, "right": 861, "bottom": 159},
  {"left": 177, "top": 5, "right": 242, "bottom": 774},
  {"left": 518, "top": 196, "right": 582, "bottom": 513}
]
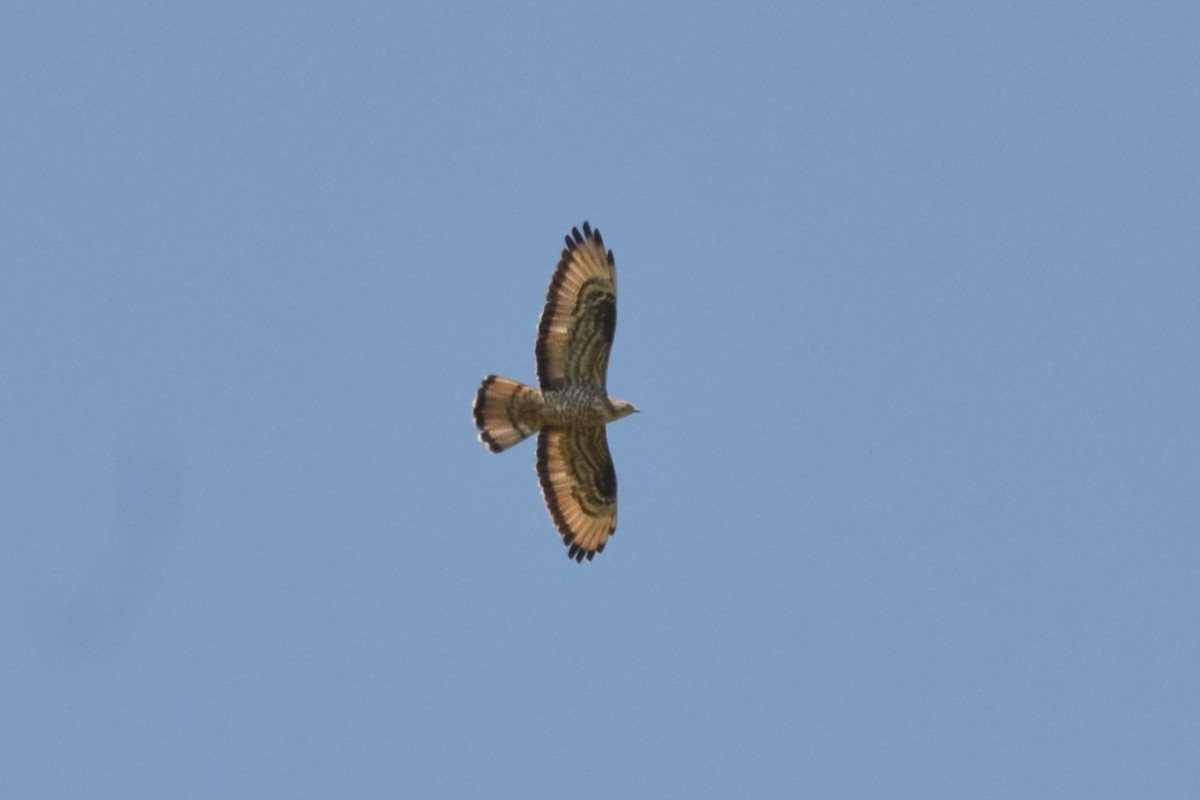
[
  {"left": 536, "top": 427, "right": 617, "bottom": 562},
  {"left": 536, "top": 224, "right": 617, "bottom": 391},
  {"left": 473, "top": 375, "right": 544, "bottom": 452}
]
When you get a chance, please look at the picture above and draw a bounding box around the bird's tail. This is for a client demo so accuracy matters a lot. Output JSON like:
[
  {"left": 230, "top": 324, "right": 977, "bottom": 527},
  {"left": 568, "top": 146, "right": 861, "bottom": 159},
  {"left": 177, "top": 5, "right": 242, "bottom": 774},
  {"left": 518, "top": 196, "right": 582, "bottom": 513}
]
[{"left": 473, "top": 375, "right": 545, "bottom": 452}]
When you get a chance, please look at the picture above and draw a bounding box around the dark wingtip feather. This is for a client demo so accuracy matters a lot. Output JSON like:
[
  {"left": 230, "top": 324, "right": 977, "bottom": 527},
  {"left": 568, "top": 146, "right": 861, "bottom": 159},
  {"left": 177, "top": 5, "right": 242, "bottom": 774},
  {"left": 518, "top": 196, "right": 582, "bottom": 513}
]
[
  {"left": 567, "top": 543, "right": 594, "bottom": 563},
  {"left": 585, "top": 222, "right": 605, "bottom": 250},
  {"left": 565, "top": 535, "right": 601, "bottom": 563},
  {"left": 577, "top": 220, "right": 612, "bottom": 264}
]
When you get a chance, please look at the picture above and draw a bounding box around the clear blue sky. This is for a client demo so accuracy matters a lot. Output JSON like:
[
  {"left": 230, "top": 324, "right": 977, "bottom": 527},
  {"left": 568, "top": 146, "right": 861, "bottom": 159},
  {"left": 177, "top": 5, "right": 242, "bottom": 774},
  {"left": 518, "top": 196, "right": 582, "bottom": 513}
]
[{"left": 3, "top": 3, "right": 1197, "bottom": 797}]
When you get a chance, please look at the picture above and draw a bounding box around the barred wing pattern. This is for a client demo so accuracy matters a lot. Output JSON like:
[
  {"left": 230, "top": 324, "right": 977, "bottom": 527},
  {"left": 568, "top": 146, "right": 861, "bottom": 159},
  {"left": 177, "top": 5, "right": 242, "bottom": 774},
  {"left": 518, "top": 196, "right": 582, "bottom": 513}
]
[
  {"left": 537, "top": 427, "right": 617, "bottom": 562},
  {"left": 473, "top": 222, "right": 634, "bottom": 563},
  {"left": 536, "top": 222, "right": 617, "bottom": 391}
]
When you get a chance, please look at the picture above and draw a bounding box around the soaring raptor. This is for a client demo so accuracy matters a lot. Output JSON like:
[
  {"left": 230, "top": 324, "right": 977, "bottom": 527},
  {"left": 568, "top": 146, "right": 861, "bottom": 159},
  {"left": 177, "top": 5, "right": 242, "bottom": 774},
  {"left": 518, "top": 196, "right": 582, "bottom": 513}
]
[{"left": 473, "top": 222, "right": 637, "bottom": 562}]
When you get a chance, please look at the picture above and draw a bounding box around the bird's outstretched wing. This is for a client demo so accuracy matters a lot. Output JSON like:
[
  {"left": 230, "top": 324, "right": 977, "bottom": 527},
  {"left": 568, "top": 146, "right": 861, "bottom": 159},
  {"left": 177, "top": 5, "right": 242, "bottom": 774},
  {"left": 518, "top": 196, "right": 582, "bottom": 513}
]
[
  {"left": 536, "top": 222, "right": 617, "bottom": 391},
  {"left": 536, "top": 426, "right": 617, "bottom": 562}
]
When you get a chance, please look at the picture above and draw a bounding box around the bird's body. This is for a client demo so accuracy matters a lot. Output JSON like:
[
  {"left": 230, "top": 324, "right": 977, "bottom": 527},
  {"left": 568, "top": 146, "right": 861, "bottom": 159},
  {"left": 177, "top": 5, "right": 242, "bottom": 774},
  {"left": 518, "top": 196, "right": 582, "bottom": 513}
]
[
  {"left": 473, "top": 222, "right": 636, "bottom": 562},
  {"left": 542, "top": 385, "right": 634, "bottom": 426}
]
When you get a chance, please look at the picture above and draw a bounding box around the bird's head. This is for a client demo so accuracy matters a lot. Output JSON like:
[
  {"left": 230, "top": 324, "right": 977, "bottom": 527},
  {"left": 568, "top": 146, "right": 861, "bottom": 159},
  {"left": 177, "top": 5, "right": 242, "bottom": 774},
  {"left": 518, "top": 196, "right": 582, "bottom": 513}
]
[{"left": 610, "top": 399, "right": 639, "bottom": 421}]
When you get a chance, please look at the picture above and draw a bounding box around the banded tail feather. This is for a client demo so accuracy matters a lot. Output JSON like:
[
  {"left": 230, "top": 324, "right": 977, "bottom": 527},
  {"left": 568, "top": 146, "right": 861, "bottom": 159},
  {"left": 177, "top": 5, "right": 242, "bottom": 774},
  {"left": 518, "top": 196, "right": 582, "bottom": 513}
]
[{"left": 473, "top": 375, "right": 545, "bottom": 452}]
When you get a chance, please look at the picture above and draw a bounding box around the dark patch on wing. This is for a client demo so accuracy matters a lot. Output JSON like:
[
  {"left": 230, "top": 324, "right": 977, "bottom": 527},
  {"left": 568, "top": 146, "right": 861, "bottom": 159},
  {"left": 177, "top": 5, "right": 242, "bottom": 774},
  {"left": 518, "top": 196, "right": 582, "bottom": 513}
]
[
  {"left": 535, "top": 221, "right": 616, "bottom": 390},
  {"left": 536, "top": 427, "right": 617, "bottom": 563},
  {"left": 564, "top": 281, "right": 616, "bottom": 388}
]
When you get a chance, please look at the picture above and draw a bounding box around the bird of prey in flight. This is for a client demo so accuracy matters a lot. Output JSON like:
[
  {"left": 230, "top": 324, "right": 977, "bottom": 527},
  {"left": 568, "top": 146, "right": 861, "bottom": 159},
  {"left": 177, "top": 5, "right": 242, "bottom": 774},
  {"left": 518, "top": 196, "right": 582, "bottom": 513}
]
[{"left": 473, "top": 222, "right": 637, "bottom": 562}]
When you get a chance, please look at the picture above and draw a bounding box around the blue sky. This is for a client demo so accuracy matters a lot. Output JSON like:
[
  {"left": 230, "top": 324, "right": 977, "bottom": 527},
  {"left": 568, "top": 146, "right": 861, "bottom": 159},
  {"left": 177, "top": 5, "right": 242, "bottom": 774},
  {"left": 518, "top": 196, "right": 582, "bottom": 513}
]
[{"left": 2, "top": 3, "right": 1197, "bottom": 797}]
